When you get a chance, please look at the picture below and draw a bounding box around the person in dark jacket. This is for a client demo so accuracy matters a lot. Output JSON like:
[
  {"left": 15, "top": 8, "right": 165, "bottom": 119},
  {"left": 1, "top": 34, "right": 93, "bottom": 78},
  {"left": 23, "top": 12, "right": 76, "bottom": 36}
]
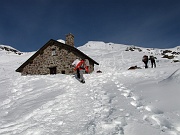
[
  {"left": 142, "top": 55, "right": 149, "bottom": 68},
  {"left": 149, "top": 55, "right": 156, "bottom": 68}
]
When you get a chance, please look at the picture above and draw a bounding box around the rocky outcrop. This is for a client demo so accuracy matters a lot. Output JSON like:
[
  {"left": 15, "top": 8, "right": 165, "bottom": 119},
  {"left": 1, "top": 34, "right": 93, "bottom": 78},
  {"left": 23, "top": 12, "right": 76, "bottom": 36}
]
[{"left": 0, "top": 45, "right": 22, "bottom": 55}]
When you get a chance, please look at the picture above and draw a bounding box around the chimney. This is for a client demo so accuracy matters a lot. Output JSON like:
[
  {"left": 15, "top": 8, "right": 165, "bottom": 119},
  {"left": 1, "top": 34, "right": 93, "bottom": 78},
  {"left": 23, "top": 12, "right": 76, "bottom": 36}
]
[{"left": 65, "top": 33, "right": 74, "bottom": 47}]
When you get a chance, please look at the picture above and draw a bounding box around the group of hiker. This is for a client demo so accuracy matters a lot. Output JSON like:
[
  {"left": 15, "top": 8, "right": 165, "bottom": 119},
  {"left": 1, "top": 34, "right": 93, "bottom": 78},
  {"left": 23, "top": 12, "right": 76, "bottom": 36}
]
[
  {"left": 142, "top": 55, "right": 156, "bottom": 68},
  {"left": 72, "top": 55, "right": 157, "bottom": 83}
]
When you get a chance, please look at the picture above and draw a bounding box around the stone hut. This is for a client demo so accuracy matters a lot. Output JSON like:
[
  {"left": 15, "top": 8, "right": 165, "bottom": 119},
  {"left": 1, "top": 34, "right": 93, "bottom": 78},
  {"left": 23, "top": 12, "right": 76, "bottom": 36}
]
[{"left": 16, "top": 33, "right": 99, "bottom": 75}]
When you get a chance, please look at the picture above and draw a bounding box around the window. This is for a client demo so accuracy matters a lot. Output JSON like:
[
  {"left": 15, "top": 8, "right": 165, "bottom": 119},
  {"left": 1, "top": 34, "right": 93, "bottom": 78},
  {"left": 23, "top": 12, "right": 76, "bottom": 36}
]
[
  {"left": 61, "top": 70, "right": 65, "bottom": 74},
  {"left": 52, "top": 48, "right": 56, "bottom": 56}
]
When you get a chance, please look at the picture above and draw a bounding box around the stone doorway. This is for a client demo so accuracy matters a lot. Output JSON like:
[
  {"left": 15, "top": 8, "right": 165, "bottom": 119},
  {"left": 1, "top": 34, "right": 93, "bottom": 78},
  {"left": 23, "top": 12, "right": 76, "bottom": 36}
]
[{"left": 49, "top": 67, "right": 57, "bottom": 74}]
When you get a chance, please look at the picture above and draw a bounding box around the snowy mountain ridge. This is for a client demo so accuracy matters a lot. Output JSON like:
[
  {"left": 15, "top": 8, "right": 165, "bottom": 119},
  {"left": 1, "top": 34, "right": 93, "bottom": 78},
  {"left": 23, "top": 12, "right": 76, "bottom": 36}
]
[
  {"left": 80, "top": 41, "right": 129, "bottom": 50},
  {"left": 1, "top": 40, "right": 180, "bottom": 58},
  {"left": 0, "top": 44, "right": 22, "bottom": 55},
  {"left": 80, "top": 41, "right": 180, "bottom": 54},
  {"left": 79, "top": 41, "right": 180, "bottom": 63}
]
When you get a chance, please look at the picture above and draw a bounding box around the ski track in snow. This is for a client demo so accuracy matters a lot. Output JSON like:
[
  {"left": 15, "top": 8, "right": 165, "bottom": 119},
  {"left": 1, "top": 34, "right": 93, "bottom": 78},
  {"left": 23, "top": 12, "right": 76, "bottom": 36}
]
[{"left": 115, "top": 74, "right": 180, "bottom": 135}]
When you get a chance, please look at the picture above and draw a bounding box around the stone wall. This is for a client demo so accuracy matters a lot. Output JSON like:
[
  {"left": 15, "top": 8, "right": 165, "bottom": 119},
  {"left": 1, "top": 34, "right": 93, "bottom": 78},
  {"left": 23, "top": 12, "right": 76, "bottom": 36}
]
[{"left": 21, "top": 43, "right": 94, "bottom": 75}]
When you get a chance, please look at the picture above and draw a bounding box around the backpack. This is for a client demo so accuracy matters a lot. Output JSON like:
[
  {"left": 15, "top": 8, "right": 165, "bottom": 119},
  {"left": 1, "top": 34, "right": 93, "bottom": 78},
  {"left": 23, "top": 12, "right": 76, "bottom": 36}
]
[
  {"left": 74, "top": 59, "right": 89, "bottom": 73},
  {"left": 84, "top": 59, "right": 90, "bottom": 73},
  {"left": 142, "top": 55, "right": 148, "bottom": 62}
]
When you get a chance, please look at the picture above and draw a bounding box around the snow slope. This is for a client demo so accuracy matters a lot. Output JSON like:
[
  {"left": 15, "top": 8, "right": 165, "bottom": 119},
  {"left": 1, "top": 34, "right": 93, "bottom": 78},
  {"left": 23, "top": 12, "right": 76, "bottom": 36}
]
[{"left": 0, "top": 42, "right": 180, "bottom": 135}]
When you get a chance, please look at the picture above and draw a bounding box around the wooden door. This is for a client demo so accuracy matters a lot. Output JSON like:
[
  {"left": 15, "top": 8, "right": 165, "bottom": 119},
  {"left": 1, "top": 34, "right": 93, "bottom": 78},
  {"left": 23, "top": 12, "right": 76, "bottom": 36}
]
[{"left": 49, "top": 67, "right": 57, "bottom": 74}]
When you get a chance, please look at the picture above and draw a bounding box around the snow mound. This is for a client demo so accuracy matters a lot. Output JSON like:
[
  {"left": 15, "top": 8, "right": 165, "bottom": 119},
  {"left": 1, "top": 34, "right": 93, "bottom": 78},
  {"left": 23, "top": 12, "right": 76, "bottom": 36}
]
[
  {"left": 160, "top": 68, "right": 180, "bottom": 84},
  {"left": 57, "top": 39, "right": 65, "bottom": 44}
]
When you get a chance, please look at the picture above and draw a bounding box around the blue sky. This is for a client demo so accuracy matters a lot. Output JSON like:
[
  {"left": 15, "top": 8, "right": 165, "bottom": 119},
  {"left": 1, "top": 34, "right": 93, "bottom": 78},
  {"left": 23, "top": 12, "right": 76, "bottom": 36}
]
[{"left": 1, "top": 0, "right": 180, "bottom": 52}]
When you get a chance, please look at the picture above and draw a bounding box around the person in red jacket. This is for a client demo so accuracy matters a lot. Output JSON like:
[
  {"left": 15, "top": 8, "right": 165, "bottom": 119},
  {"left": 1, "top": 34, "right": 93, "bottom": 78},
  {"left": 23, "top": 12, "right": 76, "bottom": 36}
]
[{"left": 72, "top": 59, "right": 88, "bottom": 83}]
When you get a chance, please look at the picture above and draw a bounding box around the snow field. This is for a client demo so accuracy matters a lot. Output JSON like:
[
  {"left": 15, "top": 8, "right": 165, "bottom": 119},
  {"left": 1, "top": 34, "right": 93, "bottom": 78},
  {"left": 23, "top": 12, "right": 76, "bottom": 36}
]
[{"left": 1, "top": 42, "right": 180, "bottom": 135}]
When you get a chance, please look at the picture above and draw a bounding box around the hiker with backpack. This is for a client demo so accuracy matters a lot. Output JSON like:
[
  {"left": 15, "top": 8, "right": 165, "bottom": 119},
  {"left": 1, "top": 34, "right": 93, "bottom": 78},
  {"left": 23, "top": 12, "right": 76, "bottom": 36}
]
[
  {"left": 142, "top": 55, "right": 149, "bottom": 68},
  {"left": 149, "top": 55, "right": 157, "bottom": 68},
  {"left": 72, "top": 58, "right": 89, "bottom": 83}
]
